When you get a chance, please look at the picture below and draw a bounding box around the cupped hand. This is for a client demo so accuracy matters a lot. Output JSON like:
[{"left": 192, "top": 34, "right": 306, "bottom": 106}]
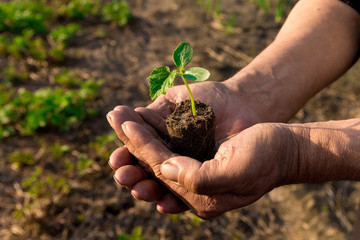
[
  {"left": 113, "top": 119, "right": 294, "bottom": 219},
  {"left": 107, "top": 80, "right": 268, "bottom": 215}
]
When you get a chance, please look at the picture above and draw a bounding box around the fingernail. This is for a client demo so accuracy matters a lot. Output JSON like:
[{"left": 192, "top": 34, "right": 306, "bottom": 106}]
[
  {"left": 106, "top": 114, "right": 113, "bottom": 127},
  {"left": 131, "top": 190, "right": 140, "bottom": 200},
  {"left": 121, "top": 122, "right": 128, "bottom": 136},
  {"left": 156, "top": 204, "right": 166, "bottom": 214},
  {"left": 108, "top": 160, "right": 115, "bottom": 170},
  {"left": 161, "top": 162, "right": 179, "bottom": 182},
  {"left": 113, "top": 174, "right": 121, "bottom": 186}
]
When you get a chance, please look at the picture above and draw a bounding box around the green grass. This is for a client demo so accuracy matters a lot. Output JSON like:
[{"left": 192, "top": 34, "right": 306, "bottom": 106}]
[{"left": 250, "top": 0, "right": 295, "bottom": 22}]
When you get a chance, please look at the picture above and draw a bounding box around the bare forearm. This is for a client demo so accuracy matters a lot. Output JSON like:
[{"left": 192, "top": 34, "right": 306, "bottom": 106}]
[
  {"left": 225, "top": 0, "right": 360, "bottom": 122},
  {"left": 285, "top": 118, "right": 360, "bottom": 184}
]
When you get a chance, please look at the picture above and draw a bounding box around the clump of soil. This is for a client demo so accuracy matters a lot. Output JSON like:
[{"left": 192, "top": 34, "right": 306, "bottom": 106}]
[{"left": 165, "top": 100, "right": 216, "bottom": 161}]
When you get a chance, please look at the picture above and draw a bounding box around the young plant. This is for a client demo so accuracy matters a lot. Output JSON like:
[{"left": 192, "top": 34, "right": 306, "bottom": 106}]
[
  {"left": 50, "top": 23, "right": 81, "bottom": 47},
  {"left": 102, "top": 0, "right": 132, "bottom": 27},
  {"left": 147, "top": 42, "right": 210, "bottom": 116}
]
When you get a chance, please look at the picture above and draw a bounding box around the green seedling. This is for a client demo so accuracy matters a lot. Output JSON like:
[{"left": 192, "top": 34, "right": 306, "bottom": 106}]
[
  {"left": 63, "top": 0, "right": 97, "bottom": 19},
  {"left": 118, "top": 226, "right": 144, "bottom": 240},
  {"left": 8, "top": 150, "right": 35, "bottom": 168},
  {"left": 147, "top": 42, "right": 210, "bottom": 116},
  {"left": 102, "top": 0, "right": 132, "bottom": 27},
  {"left": 50, "top": 23, "right": 80, "bottom": 47}
]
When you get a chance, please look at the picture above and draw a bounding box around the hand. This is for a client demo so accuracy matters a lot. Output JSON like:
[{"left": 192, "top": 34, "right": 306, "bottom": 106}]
[
  {"left": 107, "top": 80, "right": 266, "bottom": 214},
  {"left": 111, "top": 118, "right": 294, "bottom": 219}
]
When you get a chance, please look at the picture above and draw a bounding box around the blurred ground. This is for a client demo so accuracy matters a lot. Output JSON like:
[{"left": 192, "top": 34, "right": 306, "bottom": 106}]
[{"left": 1, "top": 0, "right": 360, "bottom": 239}]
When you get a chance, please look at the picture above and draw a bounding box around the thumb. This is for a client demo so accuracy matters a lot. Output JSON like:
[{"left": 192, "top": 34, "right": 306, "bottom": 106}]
[{"left": 161, "top": 157, "right": 231, "bottom": 195}]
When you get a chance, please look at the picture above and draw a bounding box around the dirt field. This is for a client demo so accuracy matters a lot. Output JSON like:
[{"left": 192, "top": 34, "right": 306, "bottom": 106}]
[{"left": 1, "top": 0, "right": 360, "bottom": 239}]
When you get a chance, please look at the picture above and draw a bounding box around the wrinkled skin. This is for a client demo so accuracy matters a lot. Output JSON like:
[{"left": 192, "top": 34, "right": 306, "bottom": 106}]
[{"left": 107, "top": 81, "right": 293, "bottom": 218}]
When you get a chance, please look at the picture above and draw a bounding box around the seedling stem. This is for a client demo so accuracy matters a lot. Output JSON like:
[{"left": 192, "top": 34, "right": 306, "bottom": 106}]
[{"left": 181, "top": 76, "right": 197, "bottom": 116}]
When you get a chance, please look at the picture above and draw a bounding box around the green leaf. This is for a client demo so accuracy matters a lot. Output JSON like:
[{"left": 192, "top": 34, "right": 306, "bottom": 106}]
[
  {"left": 173, "top": 42, "right": 193, "bottom": 70},
  {"left": 147, "top": 66, "right": 177, "bottom": 100},
  {"left": 184, "top": 67, "right": 210, "bottom": 82},
  {"left": 183, "top": 74, "right": 197, "bottom": 80}
]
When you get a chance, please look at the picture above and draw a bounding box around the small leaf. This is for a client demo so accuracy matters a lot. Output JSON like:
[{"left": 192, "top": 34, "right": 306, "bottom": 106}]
[
  {"left": 173, "top": 42, "right": 193, "bottom": 70},
  {"left": 147, "top": 66, "right": 177, "bottom": 100},
  {"left": 184, "top": 67, "right": 210, "bottom": 82},
  {"left": 183, "top": 74, "right": 197, "bottom": 80}
]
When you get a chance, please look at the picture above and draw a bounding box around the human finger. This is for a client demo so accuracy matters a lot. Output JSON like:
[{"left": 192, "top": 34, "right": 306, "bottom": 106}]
[
  {"left": 113, "top": 165, "right": 146, "bottom": 188},
  {"left": 107, "top": 105, "right": 159, "bottom": 145},
  {"left": 108, "top": 146, "right": 133, "bottom": 170},
  {"left": 131, "top": 179, "right": 165, "bottom": 202},
  {"left": 120, "top": 121, "right": 176, "bottom": 175},
  {"left": 157, "top": 193, "right": 190, "bottom": 214}
]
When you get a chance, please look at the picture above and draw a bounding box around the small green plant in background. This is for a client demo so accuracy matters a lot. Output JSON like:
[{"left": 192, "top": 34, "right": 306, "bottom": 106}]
[
  {"left": 59, "top": 149, "right": 99, "bottom": 178},
  {"left": 223, "top": 14, "right": 237, "bottom": 35},
  {"left": 8, "top": 150, "right": 35, "bottom": 168},
  {"left": 102, "top": 0, "right": 132, "bottom": 27},
  {"left": 76, "top": 153, "right": 95, "bottom": 176},
  {"left": 49, "top": 44, "right": 66, "bottom": 62},
  {"left": 50, "top": 143, "right": 71, "bottom": 160},
  {"left": 2, "top": 63, "right": 29, "bottom": 84},
  {"left": 250, "top": 0, "right": 294, "bottom": 22},
  {"left": 196, "top": 0, "right": 221, "bottom": 16},
  {"left": 148, "top": 42, "right": 210, "bottom": 116},
  {"left": 89, "top": 131, "right": 118, "bottom": 161},
  {"left": 6, "top": 34, "right": 31, "bottom": 59},
  {"left": 60, "top": 0, "right": 99, "bottom": 19},
  {"left": 50, "top": 23, "right": 81, "bottom": 47},
  {"left": 54, "top": 68, "right": 82, "bottom": 88},
  {"left": 118, "top": 227, "right": 144, "bottom": 240},
  {"left": 30, "top": 37, "right": 48, "bottom": 60},
  {"left": 196, "top": 0, "right": 237, "bottom": 35},
  {"left": 22, "top": 166, "right": 70, "bottom": 198}
]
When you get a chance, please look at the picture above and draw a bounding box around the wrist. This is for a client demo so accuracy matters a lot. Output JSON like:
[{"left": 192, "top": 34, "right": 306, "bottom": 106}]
[
  {"left": 282, "top": 119, "right": 360, "bottom": 185},
  {"left": 223, "top": 65, "right": 303, "bottom": 123}
]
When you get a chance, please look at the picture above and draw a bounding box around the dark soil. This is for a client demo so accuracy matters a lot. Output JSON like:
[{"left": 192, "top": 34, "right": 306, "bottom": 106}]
[
  {"left": 1, "top": 0, "right": 360, "bottom": 239},
  {"left": 165, "top": 100, "right": 216, "bottom": 162}
]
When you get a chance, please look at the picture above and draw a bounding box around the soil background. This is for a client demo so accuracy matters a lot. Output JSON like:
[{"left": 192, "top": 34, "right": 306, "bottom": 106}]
[{"left": 1, "top": 0, "right": 360, "bottom": 239}]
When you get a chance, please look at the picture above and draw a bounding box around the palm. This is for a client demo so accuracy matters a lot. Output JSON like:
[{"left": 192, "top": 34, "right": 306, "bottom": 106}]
[{"left": 142, "top": 81, "right": 262, "bottom": 141}]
